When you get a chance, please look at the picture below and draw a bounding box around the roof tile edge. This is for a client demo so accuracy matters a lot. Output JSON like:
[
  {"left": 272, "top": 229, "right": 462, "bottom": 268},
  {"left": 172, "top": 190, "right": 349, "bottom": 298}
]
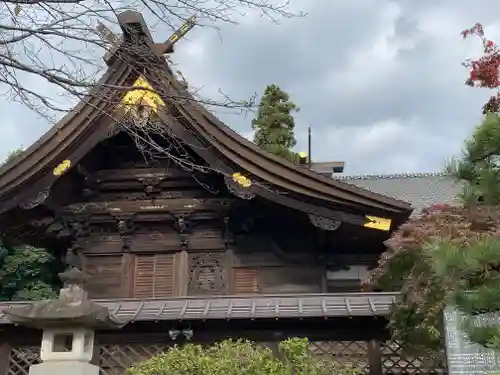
[{"left": 333, "top": 172, "right": 451, "bottom": 181}]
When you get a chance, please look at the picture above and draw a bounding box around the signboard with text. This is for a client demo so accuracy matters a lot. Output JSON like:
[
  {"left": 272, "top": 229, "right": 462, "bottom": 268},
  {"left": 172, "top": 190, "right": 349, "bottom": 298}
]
[{"left": 444, "top": 306, "right": 500, "bottom": 374}]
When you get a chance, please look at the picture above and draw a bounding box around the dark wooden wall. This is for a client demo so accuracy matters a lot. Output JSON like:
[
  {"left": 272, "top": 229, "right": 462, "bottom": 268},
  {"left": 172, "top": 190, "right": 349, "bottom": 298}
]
[
  {"left": 67, "top": 158, "right": 331, "bottom": 299},
  {"left": 36, "top": 131, "right": 382, "bottom": 300}
]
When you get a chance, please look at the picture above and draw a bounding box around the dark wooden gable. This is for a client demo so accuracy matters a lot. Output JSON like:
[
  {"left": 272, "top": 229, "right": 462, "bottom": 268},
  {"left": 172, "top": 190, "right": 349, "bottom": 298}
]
[
  {"left": 0, "top": 12, "right": 412, "bottom": 226},
  {"left": 0, "top": 10, "right": 414, "bottom": 301},
  {"left": 53, "top": 130, "right": 236, "bottom": 299}
]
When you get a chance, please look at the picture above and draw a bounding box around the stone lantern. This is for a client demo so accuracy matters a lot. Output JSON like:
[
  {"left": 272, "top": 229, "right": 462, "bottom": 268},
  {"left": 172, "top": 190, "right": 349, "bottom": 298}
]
[{"left": 3, "top": 268, "right": 126, "bottom": 375}]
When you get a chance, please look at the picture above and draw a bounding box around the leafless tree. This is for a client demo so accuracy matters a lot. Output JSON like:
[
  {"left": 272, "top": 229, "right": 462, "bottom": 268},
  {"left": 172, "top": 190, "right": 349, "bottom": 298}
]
[{"left": 0, "top": 0, "right": 303, "bottom": 121}]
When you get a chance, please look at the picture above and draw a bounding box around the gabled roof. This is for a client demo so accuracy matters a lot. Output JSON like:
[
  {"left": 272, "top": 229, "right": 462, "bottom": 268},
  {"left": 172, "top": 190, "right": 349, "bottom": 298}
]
[
  {"left": 334, "top": 172, "right": 462, "bottom": 215},
  {"left": 0, "top": 11, "right": 413, "bottom": 228}
]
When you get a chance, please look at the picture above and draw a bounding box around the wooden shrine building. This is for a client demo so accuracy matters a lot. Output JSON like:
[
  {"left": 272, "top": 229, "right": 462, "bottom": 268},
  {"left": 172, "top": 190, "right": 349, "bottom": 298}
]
[{"left": 0, "top": 11, "right": 448, "bottom": 375}]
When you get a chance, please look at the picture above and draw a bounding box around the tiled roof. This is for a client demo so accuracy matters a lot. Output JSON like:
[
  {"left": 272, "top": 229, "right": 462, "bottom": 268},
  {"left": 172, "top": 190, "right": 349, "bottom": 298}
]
[
  {"left": 333, "top": 172, "right": 462, "bottom": 214},
  {"left": 0, "top": 293, "right": 397, "bottom": 324}
]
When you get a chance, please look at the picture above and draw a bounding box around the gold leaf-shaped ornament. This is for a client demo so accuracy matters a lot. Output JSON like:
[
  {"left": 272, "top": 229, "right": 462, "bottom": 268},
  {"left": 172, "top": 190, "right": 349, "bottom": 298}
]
[{"left": 53, "top": 159, "right": 71, "bottom": 176}]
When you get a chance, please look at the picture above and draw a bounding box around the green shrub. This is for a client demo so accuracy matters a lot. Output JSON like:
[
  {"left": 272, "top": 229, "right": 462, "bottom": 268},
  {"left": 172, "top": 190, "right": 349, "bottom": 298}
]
[{"left": 127, "top": 338, "right": 359, "bottom": 375}]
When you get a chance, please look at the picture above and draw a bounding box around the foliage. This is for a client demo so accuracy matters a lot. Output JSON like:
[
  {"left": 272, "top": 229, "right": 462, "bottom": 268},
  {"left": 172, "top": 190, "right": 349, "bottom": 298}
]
[
  {"left": 0, "top": 148, "right": 61, "bottom": 301},
  {"left": 461, "top": 23, "right": 500, "bottom": 114},
  {"left": 3, "top": 148, "right": 24, "bottom": 165},
  {"left": 128, "top": 338, "right": 359, "bottom": 375},
  {"left": 252, "top": 84, "right": 300, "bottom": 162},
  {"left": 362, "top": 205, "right": 500, "bottom": 353},
  {"left": 363, "top": 28, "right": 500, "bottom": 354},
  {"left": 0, "top": 243, "right": 60, "bottom": 301},
  {"left": 446, "top": 113, "right": 500, "bottom": 206},
  {"left": 428, "top": 235, "right": 500, "bottom": 349}
]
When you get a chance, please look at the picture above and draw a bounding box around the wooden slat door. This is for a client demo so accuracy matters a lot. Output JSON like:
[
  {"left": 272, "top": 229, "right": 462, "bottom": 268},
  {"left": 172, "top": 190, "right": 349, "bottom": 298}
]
[
  {"left": 134, "top": 254, "right": 174, "bottom": 298},
  {"left": 83, "top": 255, "right": 124, "bottom": 298},
  {"left": 233, "top": 267, "right": 259, "bottom": 294}
]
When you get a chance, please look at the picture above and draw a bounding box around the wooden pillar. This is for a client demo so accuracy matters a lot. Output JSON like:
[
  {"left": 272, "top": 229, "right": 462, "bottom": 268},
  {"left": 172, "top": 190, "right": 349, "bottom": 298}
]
[
  {"left": 317, "top": 229, "right": 328, "bottom": 293},
  {"left": 122, "top": 253, "right": 135, "bottom": 298},
  {"left": 174, "top": 250, "right": 188, "bottom": 296},
  {"left": 0, "top": 343, "right": 11, "bottom": 375},
  {"left": 367, "top": 339, "right": 383, "bottom": 375}
]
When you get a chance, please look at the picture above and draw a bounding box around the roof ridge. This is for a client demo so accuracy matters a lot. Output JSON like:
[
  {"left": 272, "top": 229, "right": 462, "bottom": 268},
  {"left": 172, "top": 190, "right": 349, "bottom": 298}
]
[{"left": 333, "top": 172, "right": 451, "bottom": 181}]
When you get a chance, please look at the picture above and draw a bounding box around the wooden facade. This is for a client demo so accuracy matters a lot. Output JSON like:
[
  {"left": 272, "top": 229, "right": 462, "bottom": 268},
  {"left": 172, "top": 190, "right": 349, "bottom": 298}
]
[{"left": 0, "top": 10, "right": 445, "bottom": 375}]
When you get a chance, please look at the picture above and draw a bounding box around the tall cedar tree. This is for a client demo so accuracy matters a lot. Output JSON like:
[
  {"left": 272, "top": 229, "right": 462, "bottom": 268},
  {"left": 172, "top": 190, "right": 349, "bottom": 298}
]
[
  {"left": 363, "top": 25, "right": 500, "bottom": 354},
  {"left": 0, "top": 148, "right": 61, "bottom": 301},
  {"left": 252, "top": 84, "right": 300, "bottom": 162}
]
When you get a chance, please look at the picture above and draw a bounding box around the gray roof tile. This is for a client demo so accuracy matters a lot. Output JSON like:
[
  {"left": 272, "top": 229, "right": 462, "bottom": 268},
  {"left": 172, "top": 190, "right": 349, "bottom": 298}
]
[
  {"left": 0, "top": 293, "right": 397, "bottom": 324},
  {"left": 333, "top": 172, "right": 462, "bottom": 214}
]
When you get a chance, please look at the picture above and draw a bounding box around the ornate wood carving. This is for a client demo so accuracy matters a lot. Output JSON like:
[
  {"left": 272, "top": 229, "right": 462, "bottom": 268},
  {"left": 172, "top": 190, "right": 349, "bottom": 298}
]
[
  {"left": 43, "top": 219, "right": 72, "bottom": 238},
  {"left": 308, "top": 214, "right": 341, "bottom": 231},
  {"left": 87, "top": 168, "right": 190, "bottom": 185},
  {"left": 19, "top": 187, "right": 51, "bottom": 210},
  {"left": 188, "top": 252, "right": 227, "bottom": 295},
  {"left": 116, "top": 217, "right": 135, "bottom": 250},
  {"left": 223, "top": 217, "right": 232, "bottom": 246},
  {"left": 30, "top": 217, "right": 54, "bottom": 228},
  {"left": 68, "top": 219, "right": 91, "bottom": 239},
  {"left": 63, "top": 198, "right": 231, "bottom": 216},
  {"left": 137, "top": 175, "right": 165, "bottom": 199},
  {"left": 175, "top": 215, "right": 189, "bottom": 249},
  {"left": 64, "top": 246, "right": 82, "bottom": 269},
  {"left": 224, "top": 177, "right": 255, "bottom": 200}
]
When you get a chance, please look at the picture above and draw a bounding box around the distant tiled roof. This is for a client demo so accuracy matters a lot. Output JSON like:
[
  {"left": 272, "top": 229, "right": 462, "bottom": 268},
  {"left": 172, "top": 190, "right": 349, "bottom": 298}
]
[
  {"left": 0, "top": 293, "right": 397, "bottom": 324},
  {"left": 333, "top": 172, "right": 462, "bottom": 214}
]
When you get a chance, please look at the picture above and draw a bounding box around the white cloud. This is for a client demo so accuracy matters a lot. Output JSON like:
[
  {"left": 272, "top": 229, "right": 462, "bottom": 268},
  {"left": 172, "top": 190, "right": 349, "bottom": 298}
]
[{"left": 0, "top": 0, "right": 498, "bottom": 176}]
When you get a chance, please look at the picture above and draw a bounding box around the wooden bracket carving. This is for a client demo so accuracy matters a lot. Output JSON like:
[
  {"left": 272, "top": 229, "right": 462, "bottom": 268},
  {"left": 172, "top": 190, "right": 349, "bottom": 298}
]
[
  {"left": 223, "top": 216, "right": 232, "bottom": 246},
  {"left": 30, "top": 217, "right": 54, "bottom": 228},
  {"left": 308, "top": 214, "right": 342, "bottom": 231},
  {"left": 67, "top": 218, "right": 91, "bottom": 239},
  {"left": 137, "top": 176, "right": 164, "bottom": 199},
  {"left": 115, "top": 216, "right": 135, "bottom": 251},
  {"left": 44, "top": 219, "right": 71, "bottom": 238},
  {"left": 19, "top": 187, "right": 51, "bottom": 210},
  {"left": 64, "top": 244, "right": 83, "bottom": 270},
  {"left": 176, "top": 215, "right": 189, "bottom": 249},
  {"left": 224, "top": 176, "right": 256, "bottom": 200}
]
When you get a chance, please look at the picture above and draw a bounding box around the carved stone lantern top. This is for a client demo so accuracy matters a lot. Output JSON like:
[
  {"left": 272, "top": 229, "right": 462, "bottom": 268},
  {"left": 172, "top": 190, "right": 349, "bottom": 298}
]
[{"left": 3, "top": 267, "right": 127, "bottom": 330}]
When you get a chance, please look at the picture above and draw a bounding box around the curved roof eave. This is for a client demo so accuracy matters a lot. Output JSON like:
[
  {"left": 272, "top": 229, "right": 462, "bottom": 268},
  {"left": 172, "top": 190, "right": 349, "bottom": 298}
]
[
  {"left": 0, "top": 10, "right": 413, "bottom": 223},
  {"left": 153, "top": 67, "right": 412, "bottom": 217},
  {"left": 0, "top": 58, "right": 136, "bottom": 214}
]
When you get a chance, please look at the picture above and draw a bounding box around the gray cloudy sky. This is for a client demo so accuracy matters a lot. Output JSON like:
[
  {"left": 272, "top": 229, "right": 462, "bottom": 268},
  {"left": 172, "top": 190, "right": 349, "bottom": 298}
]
[{"left": 1, "top": 0, "right": 499, "bottom": 175}]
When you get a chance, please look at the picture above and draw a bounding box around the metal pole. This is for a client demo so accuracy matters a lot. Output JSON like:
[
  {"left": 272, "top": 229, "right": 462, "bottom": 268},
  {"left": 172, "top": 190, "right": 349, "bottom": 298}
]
[{"left": 307, "top": 127, "right": 312, "bottom": 169}]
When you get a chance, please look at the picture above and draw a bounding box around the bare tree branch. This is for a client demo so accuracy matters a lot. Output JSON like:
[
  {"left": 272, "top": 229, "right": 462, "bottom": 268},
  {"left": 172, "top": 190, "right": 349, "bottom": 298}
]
[{"left": 0, "top": 0, "right": 304, "bottom": 122}]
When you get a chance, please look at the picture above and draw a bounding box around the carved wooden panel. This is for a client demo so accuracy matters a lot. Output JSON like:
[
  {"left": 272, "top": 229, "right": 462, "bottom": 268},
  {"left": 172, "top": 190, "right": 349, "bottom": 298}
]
[
  {"left": 133, "top": 254, "right": 174, "bottom": 298},
  {"left": 188, "top": 229, "right": 225, "bottom": 250},
  {"left": 233, "top": 267, "right": 259, "bottom": 294},
  {"left": 81, "top": 235, "right": 123, "bottom": 255},
  {"left": 188, "top": 252, "right": 227, "bottom": 295},
  {"left": 83, "top": 255, "right": 124, "bottom": 298},
  {"left": 131, "top": 232, "right": 181, "bottom": 253}
]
